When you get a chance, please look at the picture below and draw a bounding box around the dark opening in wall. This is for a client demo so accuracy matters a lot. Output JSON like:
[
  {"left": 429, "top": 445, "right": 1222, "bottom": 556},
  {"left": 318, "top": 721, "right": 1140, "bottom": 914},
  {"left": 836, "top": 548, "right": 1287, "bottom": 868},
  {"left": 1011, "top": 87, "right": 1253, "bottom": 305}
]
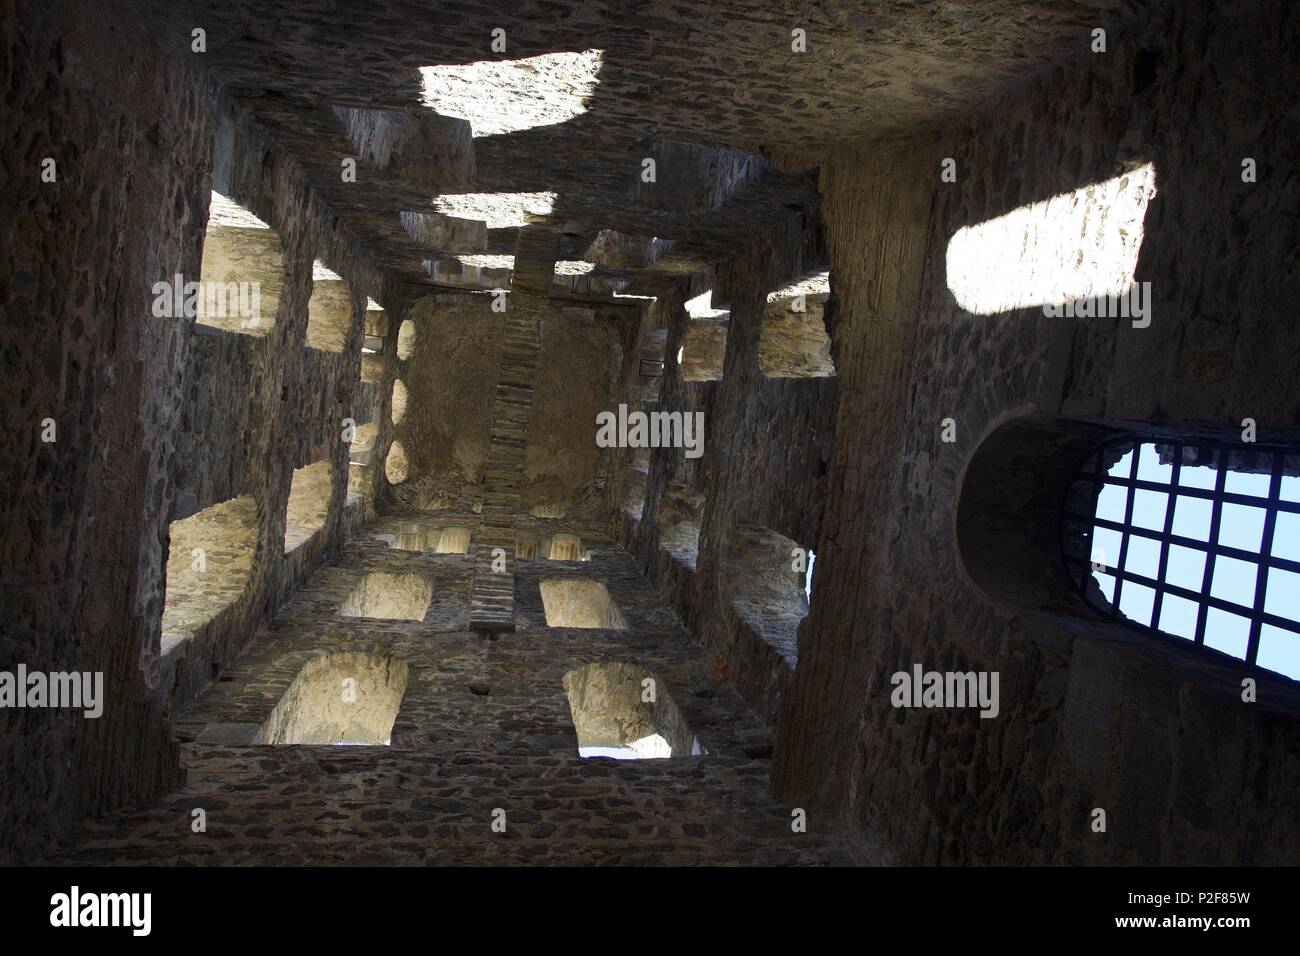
[
  {"left": 720, "top": 522, "right": 809, "bottom": 665},
  {"left": 562, "top": 662, "right": 701, "bottom": 759},
  {"left": 957, "top": 414, "right": 1112, "bottom": 611},
  {"left": 621, "top": 447, "right": 650, "bottom": 521},
  {"left": 1063, "top": 437, "right": 1300, "bottom": 681},
  {"left": 658, "top": 480, "right": 704, "bottom": 570},
  {"left": 540, "top": 579, "right": 626, "bottom": 629},
  {"left": 258, "top": 651, "right": 409, "bottom": 745},
  {"left": 634, "top": 328, "right": 668, "bottom": 401}
]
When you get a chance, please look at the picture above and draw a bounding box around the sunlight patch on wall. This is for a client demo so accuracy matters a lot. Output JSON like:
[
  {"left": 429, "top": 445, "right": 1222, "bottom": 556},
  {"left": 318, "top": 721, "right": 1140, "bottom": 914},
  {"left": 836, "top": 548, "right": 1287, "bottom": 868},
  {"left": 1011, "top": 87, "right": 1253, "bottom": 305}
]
[
  {"left": 946, "top": 163, "right": 1156, "bottom": 315},
  {"left": 433, "top": 192, "right": 556, "bottom": 228},
  {"left": 420, "top": 50, "right": 603, "bottom": 137}
]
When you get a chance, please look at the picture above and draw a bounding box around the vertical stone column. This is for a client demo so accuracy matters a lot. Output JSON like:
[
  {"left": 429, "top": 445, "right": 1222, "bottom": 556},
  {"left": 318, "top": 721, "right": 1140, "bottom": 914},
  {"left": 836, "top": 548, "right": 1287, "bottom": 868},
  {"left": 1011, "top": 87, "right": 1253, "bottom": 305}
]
[{"left": 468, "top": 225, "right": 559, "bottom": 632}]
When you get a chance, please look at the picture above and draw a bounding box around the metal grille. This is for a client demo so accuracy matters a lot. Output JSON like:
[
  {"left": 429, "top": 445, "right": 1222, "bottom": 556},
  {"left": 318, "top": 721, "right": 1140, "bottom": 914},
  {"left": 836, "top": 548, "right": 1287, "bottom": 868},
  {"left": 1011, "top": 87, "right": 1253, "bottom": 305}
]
[{"left": 1062, "top": 438, "right": 1300, "bottom": 680}]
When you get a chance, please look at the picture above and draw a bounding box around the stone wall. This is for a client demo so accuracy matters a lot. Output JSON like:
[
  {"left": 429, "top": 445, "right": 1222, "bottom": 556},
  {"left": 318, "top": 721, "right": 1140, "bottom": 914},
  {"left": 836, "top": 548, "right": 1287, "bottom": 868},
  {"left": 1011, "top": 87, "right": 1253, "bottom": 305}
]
[
  {"left": 617, "top": 214, "right": 834, "bottom": 729},
  {"left": 0, "top": 0, "right": 401, "bottom": 862},
  {"left": 49, "top": 511, "right": 865, "bottom": 866},
  {"left": 773, "top": 0, "right": 1300, "bottom": 864}
]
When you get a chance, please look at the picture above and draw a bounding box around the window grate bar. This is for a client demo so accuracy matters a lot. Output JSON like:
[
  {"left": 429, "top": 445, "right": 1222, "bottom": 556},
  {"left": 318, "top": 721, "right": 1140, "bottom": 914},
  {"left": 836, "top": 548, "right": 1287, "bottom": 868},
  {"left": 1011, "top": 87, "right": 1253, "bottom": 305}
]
[
  {"left": 1109, "top": 443, "right": 1140, "bottom": 617},
  {"left": 1065, "top": 555, "right": 1300, "bottom": 636},
  {"left": 1191, "top": 447, "right": 1229, "bottom": 647},
  {"left": 1149, "top": 441, "right": 1182, "bottom": 631},
  {"left": 1064, "top": 511, "right": 1300, "bottom": 574},
  {"left": 1090, "top": 474, "right": 1300, "bottom": 513},
  {"left": 1246, "top": 452, "right": 1285, "bottom": 665}
]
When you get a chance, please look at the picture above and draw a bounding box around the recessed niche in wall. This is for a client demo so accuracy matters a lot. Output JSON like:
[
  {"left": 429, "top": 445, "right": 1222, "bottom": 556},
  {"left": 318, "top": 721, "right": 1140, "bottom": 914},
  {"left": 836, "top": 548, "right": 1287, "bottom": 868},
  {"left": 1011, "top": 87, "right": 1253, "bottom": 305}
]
[
  {"left": 390, "top": 378, "right": 409, "bottom": 425},
  {"left": 339, "top": 572, "right": 433, "bottom": 621},
  {"left": 306, "top": 261, "right": 352, "bottom": 352},
  {"left": 258, "top": 651, "right": 409, "bottom": 745},
  {"left": 196, "top": 192, "right": 284, "bottom": 336},
  {"left": 160, "top": 495, "right": 258, "bottom": 655},
  {"left": 361, "top": 302, "right": 387, "bottom": 382},
  {"left": 346, "top": 462, "right": 372, "bottom": 514},
  {"left": 720, "top": 523, "right": 809, "bottom": 665},
  {"left": 435, "top": 526, "right": 472, "bottom": 554},
  {"left": 391, "top": 522, "right": 428, "bottom": 551},
  {"left": 385, "top": 439, "right": 410, "bottom": 484},
  {"left": 681, "top": 319, "right": 728, "bottom": 382},
  {"left": 539, "top": 579, "right": 626, "bottom": 629},
  {"left": 633, "top": 327, "right": 668, "bottom": 401},
  {"left": 547, "top": 533, "right": 583, "bottom": 561},
  {"left": 658, "top": 480, "right": 704, "bottom": 570},
  {"left": 349, "top": 422, "right": 378, "bottom": 466},
  {"left": 760, "top": 270, "right": 835, "bottom": 378},
  {"left": 680, "top": 289, "right": 729, "bottom": 382},
  {"left": 563, "top": 662, "right": 701, "bottom": 759},
  {"left": 283, "top": 457, "right": 333, "bottom": 554},
  {"left": 621, "top": 447, "right": 650, "bottom": 521},
  {"left": 396, "top": 319, "right": 416, "bottom": 360}
]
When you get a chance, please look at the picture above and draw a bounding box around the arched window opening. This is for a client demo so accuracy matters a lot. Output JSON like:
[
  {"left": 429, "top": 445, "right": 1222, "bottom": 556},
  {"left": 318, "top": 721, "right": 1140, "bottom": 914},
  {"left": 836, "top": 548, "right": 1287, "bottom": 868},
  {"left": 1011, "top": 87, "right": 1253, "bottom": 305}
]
[
  {"left": 760, "top": 270, "right": 834, "bottom": 378},
  {"left": 196, "top": 192, "right": 285, "bottom": 336},
  {"left": 540, "top": 579, "right": 626, "bottom": 629},
  {"left": 284, "top": 454, "right": 333, "bottom": 554},
  {"left": 720, "top": 523, "right": 809, "bottom": 665},
  {"left": 258, "top": 651, "right": 409, "bottom": 745},
  {"left": 160, "top": 495, "right": 258, "bottom": 657},
  {"left": 1064, "top": 438, "right": 1300, "bottom": 680},
  {"left": 562, "top": 662, "right": 701, "bottom": 759},
  {"left": 306, "top": 261, "right": 352, "bottom": 352}
]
